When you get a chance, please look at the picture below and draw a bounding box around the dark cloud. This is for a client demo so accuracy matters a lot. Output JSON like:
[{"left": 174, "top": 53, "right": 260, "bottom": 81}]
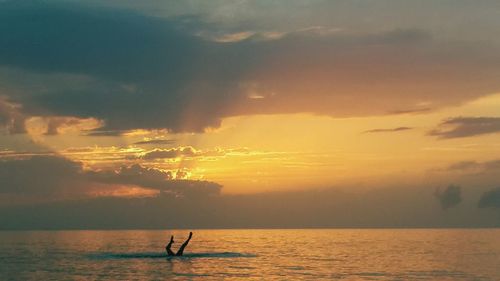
[
  {"left": 2, "top": 1, "right": 500, "bottom": 133},
  {"left": 429, "top": 117, "right": 500, "bottom": 139},
  {"left": 434, "top": 185, "right": 462, "bottom": 209},
  {"left": 0, "top": 1, "right": 200, "bottom": 82},
  {"left": 363, "top": 127, "right": 413, "bottom": 134},
  {"left": 478, "top": 188, "right": 500, "bottom": 208},
  {"left": 87, "top": 164, "right": 221, "bottom": 197},
  {"left": 0, "top": 156, "right": 221, "bottom": 200},
  {"left": 61, "top": 1, "right": 500, "bottom": 45},
  {"left": 133, "top": 139, "right": 176, "bottom": 145},
  {"left": 0, "top": 156, "right": 84, "bottom": 195},
  {"left": 0, "top": 2, "right": 227, "bottom": 132}
]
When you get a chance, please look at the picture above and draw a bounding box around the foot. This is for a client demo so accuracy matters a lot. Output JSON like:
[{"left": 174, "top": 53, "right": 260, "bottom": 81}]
[
  {"left": 170, "top": 235, "right": 174, "bottom": 243},
  {"left": 188, "top": 232, "right": 193, "bottom": 239}
]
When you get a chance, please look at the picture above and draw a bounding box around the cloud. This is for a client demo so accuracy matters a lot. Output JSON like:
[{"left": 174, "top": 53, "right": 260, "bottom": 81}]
[
  {"left": 363, "top": 127, "right": 413, "bottom": 134},
  {"left": 429, "top": 117, "right": 500, "bottom": 139},
  {"left": 33, "top": 116, "right": 101, "bottom": 135},
  {"left": 133, "top": 139, "right": 176, "bottom": 145},
  {"left": 87, "top": 164, "right": 221, "bottom": 197},
  {"left": 81, "top": 130, "right": 126, "bottom": 137},
  {"left": 0, "top": 156, "right": 221, "bottom": 202},
  {"left": 447, "top": 159, "right": 500, "bottom": 173},
  {"left": 0, "top": 155, "right": 85, "bottom": 195},
  {"left": 2, "top": 2, "right": 500, "bottom": 133},
  {"left": 53, "top": 145, "right": 245, "bottom": 167},
  {"left": 447, "top": 161, "right": 481, "bottom": 171},
  {"left": 478, "top": 188, "right": 500, "bottom": 208},
  {"left": 140, "top": 146, "right": 228, "bottom": 160},
  {"left": 387, "top": 108, "right": 432, "bottom": 115},
  {"left": 434, "top": 185, "right": 462, "bottom": 209},
  {"left": 0, "top": 97, "right": 26, "bottom": 134},
  {"left": 1, "top": 185, "right": 497, "bottom": 229},
  {"left": 78, "top": 0, "right": 500, "bottom": 46},
  {"left": 142, "top": 146, "right": 197, "bottom": 160},
  {"left": 481, "top": 160, "right": 500, "bottom": 171}
]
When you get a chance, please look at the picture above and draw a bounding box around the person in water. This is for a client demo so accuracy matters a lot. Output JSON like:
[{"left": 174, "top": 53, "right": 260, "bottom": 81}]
[{"left": 166, "top": 232, "right": 193, "bottom": 256}]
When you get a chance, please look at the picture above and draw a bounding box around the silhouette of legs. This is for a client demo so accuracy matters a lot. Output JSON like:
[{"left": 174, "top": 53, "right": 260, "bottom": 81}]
[
  {"left": 176, "top": 232, "right": 193, "bottom": 256},
  {"left": 165, "top": 235, "right": 175, "bottom": 256}
]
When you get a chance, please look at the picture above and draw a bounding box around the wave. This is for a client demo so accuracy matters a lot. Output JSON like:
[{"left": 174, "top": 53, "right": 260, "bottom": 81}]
[{"left": 87, "top": 252, "right": 256, "bottom": 260}]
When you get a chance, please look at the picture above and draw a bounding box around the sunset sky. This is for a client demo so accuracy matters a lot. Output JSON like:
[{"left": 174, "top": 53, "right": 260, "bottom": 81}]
[{"left": 1, "top": 0, "right": 499, "bottom": 228}]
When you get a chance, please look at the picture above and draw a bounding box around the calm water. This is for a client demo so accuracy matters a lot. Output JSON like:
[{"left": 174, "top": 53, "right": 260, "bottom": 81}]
[{"left": 0, "top": 229, "right": 499, "bottom": 280}]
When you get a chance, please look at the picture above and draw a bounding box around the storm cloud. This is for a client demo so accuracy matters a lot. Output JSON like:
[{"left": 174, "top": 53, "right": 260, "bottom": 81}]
[{"left": 2, "top": 1, "right": 500, "bottom": 133}]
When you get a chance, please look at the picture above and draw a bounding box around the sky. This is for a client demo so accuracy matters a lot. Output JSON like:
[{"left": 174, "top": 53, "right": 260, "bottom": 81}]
[{"left": 0, "top": 0, "right": 499, "bottom": 229}]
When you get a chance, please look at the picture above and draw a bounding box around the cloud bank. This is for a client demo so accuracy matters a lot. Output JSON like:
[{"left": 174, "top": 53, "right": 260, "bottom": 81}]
[
  {"left": 0, "top": 155, "right": 497, "bottom": 229},
  {"left": 0, "top": 185, "right": 497, "bottom": 229},
  {"left": 0, "top": 156, "right": 221, "bottom": 202},
  {"left": 1, "top": 1, "right": 500, "bottom": 133}
]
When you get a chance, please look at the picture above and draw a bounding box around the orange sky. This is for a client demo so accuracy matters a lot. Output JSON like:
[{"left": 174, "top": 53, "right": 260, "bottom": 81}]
[
  {"left": 14, "top": 93, "right": 498, "bottom": 195},
  {"left": 1, "top": 0, "right": 500, "bottom": 228}
]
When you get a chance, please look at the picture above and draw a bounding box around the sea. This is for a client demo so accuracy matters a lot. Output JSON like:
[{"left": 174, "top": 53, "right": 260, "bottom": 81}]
[{"left": 0, "top": 229, "right": 499, "bottom": 280}]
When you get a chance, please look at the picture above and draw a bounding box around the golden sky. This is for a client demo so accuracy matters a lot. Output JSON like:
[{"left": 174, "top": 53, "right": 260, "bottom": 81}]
[
  {"left": 0, "top": 0, "right": 499, "bottom": 228},
  {"left": 9, "top": 92, "right": 499, "bottom": 195}
]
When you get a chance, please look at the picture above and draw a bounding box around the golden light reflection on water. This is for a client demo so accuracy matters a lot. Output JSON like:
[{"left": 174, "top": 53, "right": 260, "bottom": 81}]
[{"left": 0, "top": 229, "right": 499, "bottom": 280}]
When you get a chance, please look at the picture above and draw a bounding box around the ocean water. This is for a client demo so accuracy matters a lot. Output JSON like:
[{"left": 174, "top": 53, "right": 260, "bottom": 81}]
[{"left": 0, "top": 229, "right": 499, "bottom": 280}]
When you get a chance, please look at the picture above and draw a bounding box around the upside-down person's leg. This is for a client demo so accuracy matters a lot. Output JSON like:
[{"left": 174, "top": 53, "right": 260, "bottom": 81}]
[
  {"left": 176, "top": 232, "right": 193, "bottom": 256},
  {"left": 166, "top": 235, "right": 175, "bottom": 256}
]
